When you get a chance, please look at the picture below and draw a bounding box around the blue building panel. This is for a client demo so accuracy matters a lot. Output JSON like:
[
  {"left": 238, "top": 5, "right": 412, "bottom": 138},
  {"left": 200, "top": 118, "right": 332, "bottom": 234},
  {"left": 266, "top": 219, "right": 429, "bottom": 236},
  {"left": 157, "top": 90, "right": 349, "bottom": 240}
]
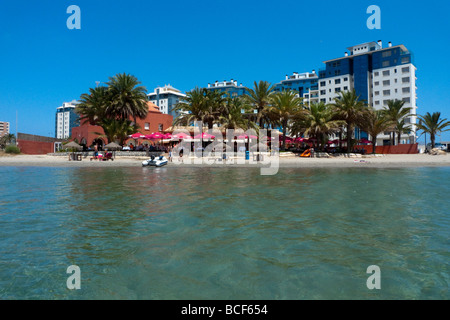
[
  {"left": 372, "top": 48, "right": 412, "bottom": 70},
  {"left": 352, "top": 54, "right": 370, "bottom": 102},
  {"left": 322, "top": 58, "right": 352, "bottom": 79}
]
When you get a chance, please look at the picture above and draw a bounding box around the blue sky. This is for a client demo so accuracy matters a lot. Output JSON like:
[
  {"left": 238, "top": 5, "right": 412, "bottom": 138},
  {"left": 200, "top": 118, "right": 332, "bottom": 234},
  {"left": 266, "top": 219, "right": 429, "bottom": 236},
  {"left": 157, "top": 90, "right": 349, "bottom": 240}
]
[{"left": 0, "top": 0, "right": 449, "bottom": 141}]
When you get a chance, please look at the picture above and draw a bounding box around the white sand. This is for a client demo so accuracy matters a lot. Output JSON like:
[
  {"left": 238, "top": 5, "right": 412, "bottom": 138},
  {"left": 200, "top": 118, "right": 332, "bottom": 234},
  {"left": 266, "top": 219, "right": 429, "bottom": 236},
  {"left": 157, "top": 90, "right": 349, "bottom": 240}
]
[{"left": 0, "top": 153, "right": 449, "bottom": 168}]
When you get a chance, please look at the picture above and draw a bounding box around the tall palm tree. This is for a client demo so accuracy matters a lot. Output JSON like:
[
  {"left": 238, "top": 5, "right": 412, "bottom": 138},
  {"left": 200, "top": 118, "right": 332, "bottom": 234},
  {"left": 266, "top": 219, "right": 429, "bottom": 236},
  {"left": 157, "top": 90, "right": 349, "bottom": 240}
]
[
  {"left": 331, "top": 89, "right": 367, "bottom": 153},
  {"left": 416, "top": 112, "right": 450, "bottom": 149},
  {"left": 383, "top": 100, "right": 412, "bottom": 145},
  {"left": 202, "top": 89, "right": 226, "bottom": 129},
  {"left": 243, "top": 81, "right": 274, "bottom": 128},
  {"left": 291, "top": 102, "right": 343, "bottom": 151},
  {"left": 96, "top": 118, "right": 138, "bottom": 145},
  {"left": 106, "top": 73, "right": 148, "bottom": 123},
  {"left": 360, "top": 108, "right": 390, "bottom": 154},
  {"left": 395, "top": 119, "right": 412, "bottom": 145},
  {"left": 76, "top": 86, "right": 109, "bottom": 125},
  {"left": 269, "top": 90, "right": 304, "bottom": 151},
  {"left": 219, "top": 96, "right": 254, "bottom": 130},
  {"left": 173, "top": 87, "right": 206, "bottom": 126}
]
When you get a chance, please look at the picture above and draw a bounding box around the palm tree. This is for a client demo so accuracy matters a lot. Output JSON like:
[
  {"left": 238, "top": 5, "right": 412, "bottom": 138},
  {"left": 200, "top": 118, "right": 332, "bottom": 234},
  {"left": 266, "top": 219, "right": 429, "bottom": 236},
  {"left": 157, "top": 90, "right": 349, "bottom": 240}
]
[
  {"left": 96, "top": 118, "right": 138, "bottom": 145},
  {"left": 416, "top": 112, "right": 450, "bottom": 149},
  {"left": 76, "top": 86, "right": 109, "bottom": 125},
  {"left": 395, "top": 119, "right": 412, "bottom": 145},
  {"left": 0, "top": 133, "right": 16, "bottom": 149},
  {"left": 243, "top": 81, "right": 274, "bottom": 128},
  {"left": 331, "top": 89, "right": 367, "bottom": 153},
  {"left": 360, "top": 108, "right": 390, "bottom": 154},
  {"left": 298, "top": 102, "right": 344, "bottom": 151},
  {"left": 269, "top": 90, "right": 304, "bottom": 151},
  {"left": 219, "top": 96, "right": 254, "bottom": 130},
  {"left": 173, "top": 87, "right": 206, "bottom": 126},
  {"left": 383, "top": 100, "right": 412, "bottom": 145},
  {"left": 106, "top": 73, "right": 148, "bottom": 123},
  {"left": 202, "top": 89, "right": 226, "bottom": 129}
]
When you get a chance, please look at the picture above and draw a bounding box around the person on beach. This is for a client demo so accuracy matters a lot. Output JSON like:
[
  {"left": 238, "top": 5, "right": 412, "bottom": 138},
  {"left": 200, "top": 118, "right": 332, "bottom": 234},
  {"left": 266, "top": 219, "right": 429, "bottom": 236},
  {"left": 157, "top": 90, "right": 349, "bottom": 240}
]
[
  {"left": 179, "top": 146, "right": 184, "bottom": 162},
  {"left": 168, "top": 146, "right": 173, "bottom": 162}
]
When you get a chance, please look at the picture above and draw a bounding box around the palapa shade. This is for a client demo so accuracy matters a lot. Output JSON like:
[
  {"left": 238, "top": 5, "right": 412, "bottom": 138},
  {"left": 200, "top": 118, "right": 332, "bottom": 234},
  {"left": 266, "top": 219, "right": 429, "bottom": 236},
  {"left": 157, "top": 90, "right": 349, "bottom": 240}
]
[
  {"left": 104, "top": 142, "right": 122, "bottom": 150},
  {"left": 64, "top": 141, "right": 83, "bottom": 150}
]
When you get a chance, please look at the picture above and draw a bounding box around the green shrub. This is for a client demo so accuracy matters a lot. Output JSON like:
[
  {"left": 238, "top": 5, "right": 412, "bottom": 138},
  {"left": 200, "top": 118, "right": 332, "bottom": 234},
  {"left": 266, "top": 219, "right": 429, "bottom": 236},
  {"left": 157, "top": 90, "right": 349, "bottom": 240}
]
[{"left": 5, "top": 145, "right": 21, "bottom": 154}]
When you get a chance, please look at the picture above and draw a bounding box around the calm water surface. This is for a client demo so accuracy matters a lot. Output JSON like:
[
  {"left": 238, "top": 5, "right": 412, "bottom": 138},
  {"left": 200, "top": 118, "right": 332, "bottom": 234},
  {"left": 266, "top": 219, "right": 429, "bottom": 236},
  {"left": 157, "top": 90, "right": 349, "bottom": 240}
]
[{"left": 0, "top": 166, "right": 448, "bottom": 299}]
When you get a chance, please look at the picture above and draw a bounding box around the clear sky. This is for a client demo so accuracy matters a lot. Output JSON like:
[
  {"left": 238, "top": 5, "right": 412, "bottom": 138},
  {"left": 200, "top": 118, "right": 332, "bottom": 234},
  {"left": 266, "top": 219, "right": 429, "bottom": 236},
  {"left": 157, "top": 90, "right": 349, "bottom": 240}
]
[{"left": 0, "top": 0, "right": 449, "bottom": 142}]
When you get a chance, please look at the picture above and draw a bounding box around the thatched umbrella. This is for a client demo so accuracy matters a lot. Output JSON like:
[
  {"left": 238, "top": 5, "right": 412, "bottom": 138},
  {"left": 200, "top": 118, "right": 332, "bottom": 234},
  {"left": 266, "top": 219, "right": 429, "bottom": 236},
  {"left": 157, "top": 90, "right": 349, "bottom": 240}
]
[
  {"left": 64, "top": 141, "right": 82, "bottom": 161},
  {"left": 104, "top": 142, "right": 122, "bottom": 159}
]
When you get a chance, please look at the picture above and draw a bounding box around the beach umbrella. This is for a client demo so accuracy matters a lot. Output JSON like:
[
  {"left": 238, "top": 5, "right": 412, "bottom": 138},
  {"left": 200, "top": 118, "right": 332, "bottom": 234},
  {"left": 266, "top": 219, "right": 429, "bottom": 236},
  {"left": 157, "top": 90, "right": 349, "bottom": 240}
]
[
  {"left": 237, "top": 134, "right": 258, "bottom": 140},
  {"left": 149, "top": 132, "right": 164, "bottom": 140},
  {"left": 295, "top": 137, "right": 306, "bottom": 143},
  {"left": 194, "top": 133, "right": 215, "bottom": 140},
  {"left": 104, "top": 142, "right": 122, "bottom": 150},
  {"left": 359, "top": 138, "right": 372, "bottom": 144},
  {"left": 64, "top": 141, "right": 82, "bottom": 161},
  {"left": 163, "top": 133, "right": 172, "bottom": 139},
  {"left": 130, "top": 132, "right": 145, "bottom": 139},
  {"left": 172, "top": 132, "right": 192, "bottom": 140}
]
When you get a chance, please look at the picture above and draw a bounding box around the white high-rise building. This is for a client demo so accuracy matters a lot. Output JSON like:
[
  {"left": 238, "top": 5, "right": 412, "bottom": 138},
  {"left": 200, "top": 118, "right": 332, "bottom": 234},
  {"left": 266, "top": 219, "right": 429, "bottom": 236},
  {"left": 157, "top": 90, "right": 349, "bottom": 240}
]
[
  {"left": 55, "top": 101, "right": 80, "bottom": 139},
  {"left": 318, "top": 41, "right": 417, "bottom": 145},
  {"left": 147, "top": 85, "right": 186, "bottom": 119}
]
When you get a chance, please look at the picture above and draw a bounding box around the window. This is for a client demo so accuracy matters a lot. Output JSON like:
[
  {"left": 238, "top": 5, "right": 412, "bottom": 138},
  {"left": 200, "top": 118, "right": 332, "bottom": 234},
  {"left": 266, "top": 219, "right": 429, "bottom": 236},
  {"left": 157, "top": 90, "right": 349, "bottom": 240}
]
[
  {"left": 335, "top": 88, "right": 341, "bottom": 93},
  {"left": 374, "top": 81, "right": 380, "bottom": 86},
  {"left": 383, "top": 80, "right": 390, "bottom": 86},
  {"left": 382, "top": 51, "right": 392, "bottom": 57},
  {"left": 383, "top": 100, "right": 389, "bottom": 106},
  {"left": 321, "top": 99, "right": 326, "bottom": 103},
  {"left": 402, "top": 77, "right": 410, "bottom": 83},
  {"left": 320, "top": 81, "right": 326, "bottom": 87},
  {"left": 144, "top": 123, "right": 150, "bottom": 130},
  {"left": 375, "top": 101, "right": 380, "bottom": 105},
  {"left": 395, "top": 79, "right": 398, "bottom": 83},
  {"left": 402, "top": 87, "right": 410, "bottom": 93},
  {"left": 158, "top": 124, "right": 163, "bottom": 131},
  {"left": 402, "top": 67, "right": 410, "bottom": 73},
  {"left": 374, "top": 72, "right": 379, "bottom": 76},
  {"left": 320, "top": 90, "right": 326, "bottom": 95},
  {"left": 402, "top": 57, "right": 410, "bottom": 64},
  {"left": 382, "top": 61, "right": 390, "bottom": 67},
  {"left": 383, "top": 70, "right": 390, "bottom": 76},
  {"left": 402, "top": 97, "right": 411, "bottom": 103},
  {"left": 375, "top": 91, "right": 380, "bottom": 96},
  {"left": 343, "top": 86, "right": 348, "bottom": 91},
  {"left": 334, "top": 70, "right": 341, "bottom": 76},
  {"left": 383, "top": 90, "right": 390, "bottom": 96},
  {"left": 344, "top": 77, "right": 348, "bottom": 81},
  {"left": 335, "top": 79, "right": 341, "bottom": 84}
]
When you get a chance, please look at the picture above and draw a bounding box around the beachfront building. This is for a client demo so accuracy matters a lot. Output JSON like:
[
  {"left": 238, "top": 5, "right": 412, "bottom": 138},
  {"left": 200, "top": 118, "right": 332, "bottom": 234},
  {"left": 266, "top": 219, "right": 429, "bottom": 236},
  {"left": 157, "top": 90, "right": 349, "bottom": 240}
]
[
  {"left": 274, "top": 71, "right": 319, "bottom": 106},
  {"left": 318, "top": 40, "right": 417, "bottom": 145},
  {"left": 147, "top": 85, "right": 186, "bottom": 119},
  {"left": 55, "top": 101, "right": 80, "bottom": 139},
  {"left": 72, "top": 102, "right": 173, "bottom": 149},
  {"left": 0, "top": 121, "right": 10, "bottom": 138},
  {"left": 205, "top": 79, "right": 248, "bottom": 98}
]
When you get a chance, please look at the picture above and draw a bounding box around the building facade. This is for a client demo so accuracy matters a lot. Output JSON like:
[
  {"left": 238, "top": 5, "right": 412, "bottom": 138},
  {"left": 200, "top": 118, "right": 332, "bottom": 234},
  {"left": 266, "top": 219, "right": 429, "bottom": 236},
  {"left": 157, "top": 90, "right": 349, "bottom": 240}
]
[
  {"left": 71, "top": 102, "right": 173, "bottom": 148},
  {"left": 318, "top": 40, "right": 417, "bottom": 144},
  {"left": 0, "top": 121, "right": 10, "bottom": 138},
  {"left": 147, "top": 85, "right": 186, "bottom": 119},
  {"left": 55, "top": 101, "right": 80, "bottom": 139},
  {"left": 273, "top": 71, "right": 319, "bottom": 106},
  {"left": 205, "top": 79, "right": 248, "bottom": 98}
]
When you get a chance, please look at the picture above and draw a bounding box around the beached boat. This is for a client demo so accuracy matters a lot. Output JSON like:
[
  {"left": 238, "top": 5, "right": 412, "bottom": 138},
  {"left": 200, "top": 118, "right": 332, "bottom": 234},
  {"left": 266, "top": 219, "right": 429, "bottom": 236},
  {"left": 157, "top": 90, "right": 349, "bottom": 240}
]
[{"left": 142, "top": 155, "right": 168, "bottom": 167}]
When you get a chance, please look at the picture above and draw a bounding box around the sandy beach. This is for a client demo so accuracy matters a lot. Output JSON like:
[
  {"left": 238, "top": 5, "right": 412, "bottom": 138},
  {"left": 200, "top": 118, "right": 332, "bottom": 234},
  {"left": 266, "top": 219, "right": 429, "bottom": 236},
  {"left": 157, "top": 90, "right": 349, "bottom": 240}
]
[{"left": 0, "top": 153, "right": 449, "bottom": 168}]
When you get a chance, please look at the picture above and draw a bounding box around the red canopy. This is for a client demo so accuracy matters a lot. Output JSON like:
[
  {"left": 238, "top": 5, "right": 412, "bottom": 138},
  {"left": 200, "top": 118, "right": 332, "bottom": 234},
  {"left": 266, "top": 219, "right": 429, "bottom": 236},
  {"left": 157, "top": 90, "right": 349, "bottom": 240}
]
[{"left": 194, "top": 133, "right": 215, "bottom": 140}]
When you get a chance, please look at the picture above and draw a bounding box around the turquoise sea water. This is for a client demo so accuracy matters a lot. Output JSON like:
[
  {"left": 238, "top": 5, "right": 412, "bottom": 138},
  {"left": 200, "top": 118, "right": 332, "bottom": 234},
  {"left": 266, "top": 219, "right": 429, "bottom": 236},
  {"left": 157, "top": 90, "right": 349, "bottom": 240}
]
[{"left": 0, "top": 166, "right": 448, "bottom": 300}]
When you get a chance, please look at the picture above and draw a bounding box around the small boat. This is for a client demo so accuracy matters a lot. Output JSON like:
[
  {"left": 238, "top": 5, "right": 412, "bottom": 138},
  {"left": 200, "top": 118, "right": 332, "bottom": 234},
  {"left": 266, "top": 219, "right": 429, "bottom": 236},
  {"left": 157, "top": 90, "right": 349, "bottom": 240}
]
[{"left": 142, "top": 155, "right": 169, "bottom": 167}]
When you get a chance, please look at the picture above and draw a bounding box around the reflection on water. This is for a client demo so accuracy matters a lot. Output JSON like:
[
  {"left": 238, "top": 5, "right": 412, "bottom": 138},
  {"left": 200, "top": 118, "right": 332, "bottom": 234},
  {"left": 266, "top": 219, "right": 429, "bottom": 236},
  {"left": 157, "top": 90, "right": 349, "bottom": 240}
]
[{"left": 0, "top": 166, "right": 449, "bottom": 299}]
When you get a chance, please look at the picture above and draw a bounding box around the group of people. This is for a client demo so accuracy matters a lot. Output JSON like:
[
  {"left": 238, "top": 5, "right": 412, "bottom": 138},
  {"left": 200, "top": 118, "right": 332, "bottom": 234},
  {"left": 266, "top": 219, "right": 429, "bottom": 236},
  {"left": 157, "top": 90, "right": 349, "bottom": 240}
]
[{"left": 125, "top": 143, "right": 168, "bottom": 152}]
